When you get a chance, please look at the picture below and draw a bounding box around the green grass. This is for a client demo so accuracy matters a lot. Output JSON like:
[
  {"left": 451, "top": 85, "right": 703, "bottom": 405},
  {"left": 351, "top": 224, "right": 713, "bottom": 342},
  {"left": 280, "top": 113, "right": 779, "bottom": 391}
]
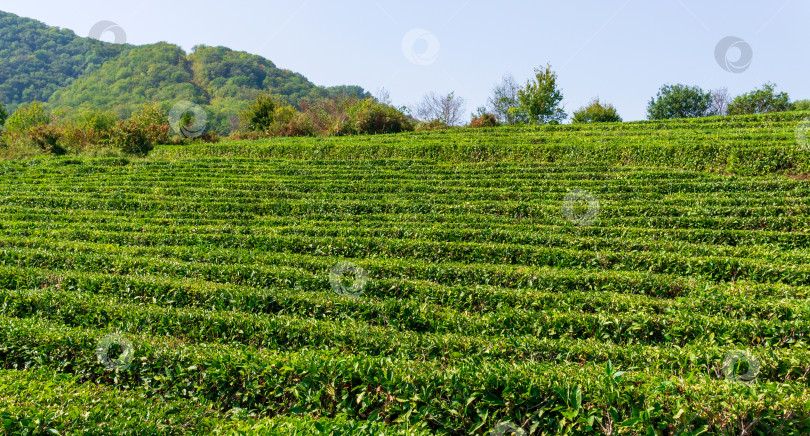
[{"left": 0, "top": 113, "right": 809, "bottom": 435}]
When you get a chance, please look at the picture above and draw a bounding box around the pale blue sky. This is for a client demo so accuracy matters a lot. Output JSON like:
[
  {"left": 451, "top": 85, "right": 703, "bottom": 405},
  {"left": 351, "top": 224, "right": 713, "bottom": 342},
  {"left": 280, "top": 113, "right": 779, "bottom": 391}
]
[{"left": 1, "top": 0, "right": 808, "bottom": 121}]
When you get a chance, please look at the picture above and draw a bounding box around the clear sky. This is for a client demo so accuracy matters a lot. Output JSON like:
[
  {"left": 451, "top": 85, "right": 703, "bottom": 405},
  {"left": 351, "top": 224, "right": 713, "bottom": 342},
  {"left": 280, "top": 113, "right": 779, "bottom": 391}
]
[{"left": 1, "top": 0, "right": 808, "bottom": 121}]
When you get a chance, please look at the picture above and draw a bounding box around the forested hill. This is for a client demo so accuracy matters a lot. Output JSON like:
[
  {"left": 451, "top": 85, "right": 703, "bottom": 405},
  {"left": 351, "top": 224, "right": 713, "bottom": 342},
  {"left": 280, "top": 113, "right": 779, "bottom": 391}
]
[
  {"left": 0, "top": 10, "right": 369, "bottom": 133},
  {"left": 0, "top": 11, "right": 127, "bottom": 110}
]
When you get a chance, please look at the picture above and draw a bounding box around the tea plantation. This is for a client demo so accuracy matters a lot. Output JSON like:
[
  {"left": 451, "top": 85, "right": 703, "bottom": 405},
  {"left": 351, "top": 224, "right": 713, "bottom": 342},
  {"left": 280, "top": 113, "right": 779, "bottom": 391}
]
[{"left": 1, "top": 112, "right": 809, "bottom": 435}]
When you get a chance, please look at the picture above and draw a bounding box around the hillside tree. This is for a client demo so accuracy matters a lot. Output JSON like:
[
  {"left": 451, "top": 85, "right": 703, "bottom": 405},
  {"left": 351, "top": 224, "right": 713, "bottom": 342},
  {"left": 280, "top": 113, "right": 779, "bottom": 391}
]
[
  {"left": 646, "top": 84, "right": 711, "bottom": 120},
  {"left": 415, "top": 91, "right": 465, "bottom": 126},
  {"left": 728, "top": 83, "right": 791, "bottom": 115},
  {"left": 708, "top": 88, "right": 730, "bottom": 116},
  {"left": 518, "top": 63, "right": 565, "bottom": 124},
  {"left": 487, "top": 74, "right": 525, "bottom": 124}
]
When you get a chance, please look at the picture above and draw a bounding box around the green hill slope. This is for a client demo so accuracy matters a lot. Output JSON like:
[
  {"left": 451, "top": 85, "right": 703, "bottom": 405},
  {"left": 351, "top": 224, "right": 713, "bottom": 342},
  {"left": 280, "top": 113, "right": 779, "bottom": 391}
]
[
  {"left": 0, "top": 10, "right": 369, "bottom": 134},
  {"left": 47, "top": 44, "right": 369, "bottom": 134},
  {"left": 47, "top": 43, "right": 202, "bottom": 116},
  {"left": 0, "top": 11, "right": 128, "bottom": 111},
  {"left": 0, "top": 115, "right": 808, "bottom": 434}
]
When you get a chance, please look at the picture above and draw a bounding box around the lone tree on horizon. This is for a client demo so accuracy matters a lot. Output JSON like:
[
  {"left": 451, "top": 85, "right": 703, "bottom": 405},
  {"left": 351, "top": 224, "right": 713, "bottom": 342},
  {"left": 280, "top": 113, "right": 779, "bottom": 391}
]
[{"left": 518, "top": 63, "right": 566, "bottom": 125}]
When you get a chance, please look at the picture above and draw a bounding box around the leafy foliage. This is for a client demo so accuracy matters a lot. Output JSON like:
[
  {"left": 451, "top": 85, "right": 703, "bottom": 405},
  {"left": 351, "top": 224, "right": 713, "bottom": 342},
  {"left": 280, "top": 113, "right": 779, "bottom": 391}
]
[
  {"left": 470, "top": 112, "right": 500, "bottom": 128},
  {"left": 0, "top": 11, "right": 128, "bottom": 112},
  {"left": 345, "top": 98, "right": 413, "bottom": 135},
  {"left": 48, "top": 43, "right": 200, "bottom": 118},
  {"left": 415, "top": 119, "right": 452, "bottom": 131},
  {"left": 236, "top": 94, "right": 411, "bottom": 137},
  {"left": 572, "top": 98, "right": 622, "bottom": 123},
  {"left": 107, "top": 102, "right": 170, "bottom": 155},
  {"left": 728, "top": 83, "right": 791, "bottom": 115},
  {"left": 0, "top": 13, "right": 368, "bottom": 135},
  {"left": 517, "top": 63, "right": 566, "bottom": 124},
  {"left": 237, "top": 94, "right": 285, "bottom": 133},
  {"left": 46, "top": 43, "right": 369, "bottom": 136},
  {"left": 647, "top": 84, "right": 711, "bottom": 120},
  {"left": 3, "top": 101, "right": 51, "bottom": 138},
  {"left": 2, "top": 101, "right": 169, "bottom": 156}
]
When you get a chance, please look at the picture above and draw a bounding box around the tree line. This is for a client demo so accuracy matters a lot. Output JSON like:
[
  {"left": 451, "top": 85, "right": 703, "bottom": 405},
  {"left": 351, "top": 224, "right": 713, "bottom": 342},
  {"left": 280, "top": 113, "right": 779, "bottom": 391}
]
[
  {"left": 405, "top": 63, "right": 808, "bottom": 128},
  {"left": 1, "top": 61, "right": 808, "bottom": 159},
  {"left": 459, "top": 65, "right": 809, "bottom": 126}
]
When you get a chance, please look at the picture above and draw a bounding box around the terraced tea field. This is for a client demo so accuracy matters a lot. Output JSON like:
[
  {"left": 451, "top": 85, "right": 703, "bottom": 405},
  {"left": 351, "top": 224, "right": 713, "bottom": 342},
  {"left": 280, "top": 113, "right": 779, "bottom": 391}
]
[{"left": 1, "top": 113, "right": 810, "bottom": 435}]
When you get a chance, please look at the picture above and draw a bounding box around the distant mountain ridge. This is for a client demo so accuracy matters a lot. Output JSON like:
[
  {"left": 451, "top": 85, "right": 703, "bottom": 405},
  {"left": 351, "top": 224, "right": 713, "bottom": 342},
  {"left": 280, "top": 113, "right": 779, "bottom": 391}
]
[{"left": 0, "top": 10, "right": 368, "bottom": 133}]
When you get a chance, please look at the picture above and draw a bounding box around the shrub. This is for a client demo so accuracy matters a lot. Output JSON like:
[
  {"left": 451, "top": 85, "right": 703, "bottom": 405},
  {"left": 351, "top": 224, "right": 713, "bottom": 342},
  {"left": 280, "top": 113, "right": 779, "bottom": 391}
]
[
  {"left": 572, "top": 98, "right": 623, "bottom": 123},
  {"left": 235, "top": 94, "right": 310, "bottom": 138},
  {"left": 108, "top": 103, "right": 169, "bottom": 156},
  {"left": 4, "top": 101, "right": 51, "bottom": 140},
  {"left": 794, "top": 100, "right": 810, "bottom": 111},
  {"left": 79, "top": 110, "right": 118, "bottom": 133},
  {"left": 198, "top": 131, "right": 222, "bottom": 143},
  {"left": 129, "top": 102, "right": 170, "bottom": 145},
  {"left": 506, "top": 107, "right": 530, "bottom": 124},
  {"left": 60, "top": 110, "right": 118, "bottom": 151},
  {"left": 227, "top": 130, "right": 265, "bottom": 141},
  {"left": 266, "top": 104, "right": 297, "bottom": 135},
  {"left": 109, "top": 119, "right": 154, "bottom": 156},
  {"left": 470, "top": 113, "right": 500, "bottom": 128},
  {"left": 29, "top": 124, "right": 66, "bottom": 155},
  {"left": 1, "top": 102, "right": 60, "bottom": 155},
  {"left": 275, "top": 111, "right": 315, "bottom": 137},
  {"left": 300, "top": 96, "right": 354, "bottom": 136},
  {"left": 345, "top": 98, "right": 413, "bottom": 135},
  {"left": 415, "top": 119, "right": 451, "bottom": 131}
]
